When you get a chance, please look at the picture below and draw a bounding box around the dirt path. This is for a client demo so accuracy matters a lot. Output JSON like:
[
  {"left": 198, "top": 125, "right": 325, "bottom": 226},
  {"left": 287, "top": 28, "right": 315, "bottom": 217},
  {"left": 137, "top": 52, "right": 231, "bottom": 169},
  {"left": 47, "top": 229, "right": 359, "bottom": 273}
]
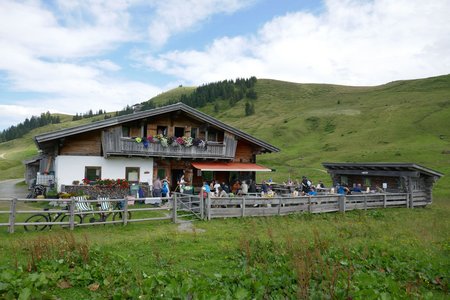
[{"left": 0, "top": 179, "right": 28, "bottom": 198}]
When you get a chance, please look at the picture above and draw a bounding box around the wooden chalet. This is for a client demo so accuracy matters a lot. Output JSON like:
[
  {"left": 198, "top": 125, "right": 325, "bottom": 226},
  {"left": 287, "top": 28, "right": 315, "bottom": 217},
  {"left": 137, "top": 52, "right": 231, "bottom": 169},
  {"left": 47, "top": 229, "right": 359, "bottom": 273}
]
[
  {"left": 322, "top": 162, "right": 443, "bottom": 205},
  {"left": 30, "top": 103, "right": 279, "bottom": 192}
]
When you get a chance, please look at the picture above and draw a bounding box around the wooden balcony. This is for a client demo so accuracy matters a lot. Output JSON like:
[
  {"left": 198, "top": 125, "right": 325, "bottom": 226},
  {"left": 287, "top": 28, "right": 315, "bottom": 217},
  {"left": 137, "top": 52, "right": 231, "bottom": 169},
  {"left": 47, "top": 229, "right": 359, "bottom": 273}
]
[{"left": 102, "top": 129, "right": 237, "bottom": 159}]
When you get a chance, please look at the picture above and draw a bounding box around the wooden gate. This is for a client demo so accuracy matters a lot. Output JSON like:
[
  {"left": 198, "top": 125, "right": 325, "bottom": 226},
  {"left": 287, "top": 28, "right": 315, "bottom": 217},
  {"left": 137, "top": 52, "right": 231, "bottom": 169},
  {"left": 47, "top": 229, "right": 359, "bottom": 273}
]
[{"left": 173, "top": 193, "right": 204, "bottom": 222}]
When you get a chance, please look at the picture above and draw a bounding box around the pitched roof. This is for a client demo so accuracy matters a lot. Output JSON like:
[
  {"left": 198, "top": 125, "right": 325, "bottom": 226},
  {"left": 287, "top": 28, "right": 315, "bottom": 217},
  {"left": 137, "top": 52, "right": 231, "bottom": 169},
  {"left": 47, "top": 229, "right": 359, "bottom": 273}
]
[
  {"left": 35, "top": 102, "right": 279, "bottom": 153},
  {"left": 322, "top": 162, "right": 443, "bottom": 178}
]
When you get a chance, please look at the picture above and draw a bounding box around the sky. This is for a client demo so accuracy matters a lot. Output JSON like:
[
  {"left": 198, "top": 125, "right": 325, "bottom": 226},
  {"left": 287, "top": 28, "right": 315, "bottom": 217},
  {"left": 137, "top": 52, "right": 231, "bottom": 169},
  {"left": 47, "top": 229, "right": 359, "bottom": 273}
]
[{"left": 0, "top": 0, "right": 449, "bottom": 130}]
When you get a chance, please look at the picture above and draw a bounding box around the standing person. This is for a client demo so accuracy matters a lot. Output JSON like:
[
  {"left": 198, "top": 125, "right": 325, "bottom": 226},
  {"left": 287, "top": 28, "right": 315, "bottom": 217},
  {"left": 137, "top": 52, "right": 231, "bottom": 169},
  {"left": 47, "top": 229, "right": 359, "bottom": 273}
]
[
  {"left": 221, "top": 181, "right": 230, "bottom": 193},
  {"left": 240, "top": 180, "right": 248, "bottom": 195},
  {"left": 261, "top": 180, "right": 268, "bottom": 195},
  {"left": 213, "top": 180, "right": 221, "bottom": 196},
  {"left": 153, "top": 177, "right": 162, "bottom": 197},
  {"left": 178, "top": 174, "right": 186, "bottom": 193},
  {"left": 201, "top": 181, "right": 211, "bottom": 198},
  {"left": 162, "top": 176, "right": 170, "bottom": 198},
  {"left": 301, "top": 176, "right": 311, "bottom": 193},
  {"left": 231, "top": 180, "right": 241, "bottom": 195},
  {"left": 248, "top": 179, "right": 257, "bottom": 193}
]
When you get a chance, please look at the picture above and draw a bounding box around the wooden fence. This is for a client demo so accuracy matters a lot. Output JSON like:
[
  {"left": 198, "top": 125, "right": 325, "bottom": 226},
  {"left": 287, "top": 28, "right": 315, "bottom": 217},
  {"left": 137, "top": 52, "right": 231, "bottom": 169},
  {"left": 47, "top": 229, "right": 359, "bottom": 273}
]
[{"left": 0, "top": 191, "right": 429, "bottom": 233}]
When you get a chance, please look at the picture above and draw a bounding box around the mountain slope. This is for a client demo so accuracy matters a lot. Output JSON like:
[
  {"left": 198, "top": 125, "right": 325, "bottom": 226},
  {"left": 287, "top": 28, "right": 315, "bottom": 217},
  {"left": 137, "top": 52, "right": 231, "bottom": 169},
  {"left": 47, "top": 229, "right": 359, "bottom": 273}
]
[{"left": 1, "top": 74, "right": 449, "bottom": 195}]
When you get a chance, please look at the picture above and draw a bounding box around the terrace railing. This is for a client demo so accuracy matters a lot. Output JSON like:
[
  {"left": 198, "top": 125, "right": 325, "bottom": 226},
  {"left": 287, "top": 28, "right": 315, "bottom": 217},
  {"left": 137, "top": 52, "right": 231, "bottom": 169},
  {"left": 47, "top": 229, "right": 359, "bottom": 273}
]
[{"left": 102, "top": 129, "right": 237, "bottom": 159}]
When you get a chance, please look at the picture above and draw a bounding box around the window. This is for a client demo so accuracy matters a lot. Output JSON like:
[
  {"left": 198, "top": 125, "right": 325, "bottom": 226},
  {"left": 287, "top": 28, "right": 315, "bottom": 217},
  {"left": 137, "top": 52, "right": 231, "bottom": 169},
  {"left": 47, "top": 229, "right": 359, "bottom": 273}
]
[
  {"left": 157, "top": 168, "right": 166, "bottom": 180},
  {"left": 208, "top": 131, "right": 218, "bottom": 142},
  {"left": 122, "top": 126, "right": 130, "bottom": 137},
  {"left": 157, "top": 126, "right": 168, "bottom": 136},
  {"left": 126, "top": 167, "right": 140, "bottom": 182},
  {"left": 364, "top": 178, "right": 371, "bottom": 187},
  {"left": 341, "top": 176, "right": 348, "bottom": 185},
  {"left": 85, "top": 167, "right": 101, "bottom": 182},
  {"left": 191, "top": 128, "right": 198, "bottom": 138},
  {"left": 174, "top": 127, "right": 185, "bottom": 137}
]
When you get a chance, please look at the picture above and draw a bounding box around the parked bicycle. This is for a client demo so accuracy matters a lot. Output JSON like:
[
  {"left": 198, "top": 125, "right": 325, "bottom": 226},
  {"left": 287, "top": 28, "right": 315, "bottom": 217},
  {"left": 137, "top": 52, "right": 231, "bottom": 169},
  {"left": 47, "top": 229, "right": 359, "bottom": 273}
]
[
  {"left": 24, "top": 206, "right": 82, "bottom": 231},
  {"left": 83, "top": 199, "right": 131, "bottom": 225}
]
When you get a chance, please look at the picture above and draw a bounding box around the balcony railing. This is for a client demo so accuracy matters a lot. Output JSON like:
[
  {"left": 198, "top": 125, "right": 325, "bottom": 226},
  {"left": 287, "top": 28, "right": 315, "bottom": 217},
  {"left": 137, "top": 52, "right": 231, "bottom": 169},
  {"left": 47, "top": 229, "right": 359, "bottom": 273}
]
[{"left": 102, "top": 130, "right": 237, "bottom": 159}]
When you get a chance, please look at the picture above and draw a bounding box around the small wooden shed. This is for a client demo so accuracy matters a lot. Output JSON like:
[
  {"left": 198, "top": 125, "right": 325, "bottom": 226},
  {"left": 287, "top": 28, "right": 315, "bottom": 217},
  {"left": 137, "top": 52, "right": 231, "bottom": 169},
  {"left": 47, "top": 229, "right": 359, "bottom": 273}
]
[{"left": 322, "top": 162, "right": 443, "bottom": 206}]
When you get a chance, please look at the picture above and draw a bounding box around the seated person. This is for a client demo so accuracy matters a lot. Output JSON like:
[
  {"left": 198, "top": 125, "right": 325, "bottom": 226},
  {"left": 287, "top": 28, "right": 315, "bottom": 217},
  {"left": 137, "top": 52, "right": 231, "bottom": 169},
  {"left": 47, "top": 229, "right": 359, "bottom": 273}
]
[
  {"left": 218, "top": 187, "right": 228, "bottom": 198},
  {"left": 337, "top": 184, "right": 351, "bottom": 195},
  {"left": 308, "top": 186, "right": 317, "bottom": 196},
  {"left": 352, "top": 183, "right": 362, "bottom": 193}
]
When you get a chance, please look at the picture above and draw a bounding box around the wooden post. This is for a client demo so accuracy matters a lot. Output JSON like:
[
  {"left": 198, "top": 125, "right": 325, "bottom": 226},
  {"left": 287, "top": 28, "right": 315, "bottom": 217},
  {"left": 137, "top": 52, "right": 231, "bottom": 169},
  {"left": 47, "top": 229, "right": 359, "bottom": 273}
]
[
  {"left": 8, "top": 198, "right": 17, "bottom": 234},
  {"left": 407, "top": 177, "right": 412, "bottom": 208},
  {"left": 383, "top": 194, "right": 387, "bottom": 208},
  {"left": 363, "top": 195, "right": 367, "bottom": 210},
  {"left": 123, "top": 197, "right": 129, "bottom": 225},
  {"left": 339, "top": 196, "right": 346, "bottom": 213},
  {"left": 199, "top": 194, "right": 204, "bottom": 220},
  {"left": 308, "top": 196, "right": 312, "bottom": 213},
  {"left": 241, "top": 197, "right": 246, "bottom": 217},
  {"left": 172, "top": 194, "right": 177, "bottom": 223},
  {"left": 207, "top": 193, "right": 211, "bottom": 221},
  {"left": 278, "top": 197, "right": 282, "bottom": 215},
  {"left": 69, "top": 197, "right": 75, "bottom": 230}
]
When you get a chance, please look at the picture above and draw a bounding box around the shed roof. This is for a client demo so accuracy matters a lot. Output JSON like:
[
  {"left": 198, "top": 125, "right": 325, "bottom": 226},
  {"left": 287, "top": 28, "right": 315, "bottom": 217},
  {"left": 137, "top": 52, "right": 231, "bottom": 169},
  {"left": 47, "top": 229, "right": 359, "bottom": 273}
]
[
  {"left": 322, "top": 162, "right": 443, "bottom": 178},
  {"left": 34, "top": 102, "right": 279, "bottom": 153}
]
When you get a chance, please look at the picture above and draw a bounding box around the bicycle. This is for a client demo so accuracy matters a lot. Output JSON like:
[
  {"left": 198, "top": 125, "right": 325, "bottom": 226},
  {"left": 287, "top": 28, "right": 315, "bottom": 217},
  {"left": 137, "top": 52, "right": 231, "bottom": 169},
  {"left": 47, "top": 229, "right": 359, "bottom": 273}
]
[
  {"left": 24, "top": 206, "right": 82, "bottom": 231},
  {"left": 82, "top": 199, "right": 132, "bottom": 225}
]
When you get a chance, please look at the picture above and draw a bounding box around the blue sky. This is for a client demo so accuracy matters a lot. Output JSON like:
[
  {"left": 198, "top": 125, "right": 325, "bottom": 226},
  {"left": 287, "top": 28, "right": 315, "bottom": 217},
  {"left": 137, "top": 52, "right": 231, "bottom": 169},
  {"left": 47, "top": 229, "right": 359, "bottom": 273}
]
[{"left": 0, "top": 0, "right": 449, "bottom": 130}]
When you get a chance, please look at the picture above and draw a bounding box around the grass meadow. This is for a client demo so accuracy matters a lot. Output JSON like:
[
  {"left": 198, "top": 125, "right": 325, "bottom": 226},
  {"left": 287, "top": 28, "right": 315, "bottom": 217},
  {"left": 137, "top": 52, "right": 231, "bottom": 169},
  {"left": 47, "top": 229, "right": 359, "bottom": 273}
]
[{"left": 0, "top": 197, "right": 448, "bottom": 299}]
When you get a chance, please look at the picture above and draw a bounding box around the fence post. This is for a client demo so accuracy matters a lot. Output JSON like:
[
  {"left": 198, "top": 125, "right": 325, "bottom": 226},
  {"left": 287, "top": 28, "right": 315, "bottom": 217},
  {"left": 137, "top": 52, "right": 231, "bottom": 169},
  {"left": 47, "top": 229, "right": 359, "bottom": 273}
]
[
  {"left": 69, "top": 197, "right": 75, "bottom": 230},
  {"left": 383, "top": 194, "right": 387, "bottom": 208},
  {"left": 8, "top": 198, "right": 17, "bottom": 234},
  {"left": 339, "top": 195, "right": 346, "bottom": 213},
  {"left": 363, "top": 195, "right": 367, "bottom": 210},
  {"left": 241, "top": 197, "right": 246, "bottom": 217},
  {"left": 278, "top": 197, "right": 282, "bottom": 215},
  {"left": 199, "top": 194, "right": 204, "bottom": 220},
  {"left": 409, "top": 192, "right": 414, "bottom": 209},
  {"left": 123, "top": 197, "right": 129, "bottom": 226},
  {"left": 308, "top": 196, "right": 312, "bottom": 213},
  {"left": 207, "top": 193, "right": 211, "bottom": 221},
  {"left": 172, "top": 194, "right": 177, "bottom": 223}
]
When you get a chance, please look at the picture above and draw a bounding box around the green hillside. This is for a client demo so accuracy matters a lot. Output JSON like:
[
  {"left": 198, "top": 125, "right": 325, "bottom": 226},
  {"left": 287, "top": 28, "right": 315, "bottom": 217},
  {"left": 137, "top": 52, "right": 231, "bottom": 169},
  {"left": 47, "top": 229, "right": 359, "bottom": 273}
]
[{"left": 1, "top": 75, "right": 449, "bottom": 195}]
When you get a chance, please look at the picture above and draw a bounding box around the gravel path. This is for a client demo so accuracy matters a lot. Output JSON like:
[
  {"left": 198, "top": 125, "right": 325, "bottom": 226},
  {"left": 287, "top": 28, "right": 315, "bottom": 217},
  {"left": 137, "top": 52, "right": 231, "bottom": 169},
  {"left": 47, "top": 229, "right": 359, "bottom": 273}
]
[{"left": 0, "top": 179, "right": 28, "bottom": 198}]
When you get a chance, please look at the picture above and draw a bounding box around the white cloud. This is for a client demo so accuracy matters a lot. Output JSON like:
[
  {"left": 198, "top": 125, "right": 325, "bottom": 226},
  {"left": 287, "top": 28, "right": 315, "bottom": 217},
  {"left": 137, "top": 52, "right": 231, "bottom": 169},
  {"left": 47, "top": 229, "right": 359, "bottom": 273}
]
[
  {"left": 0, "top": 0, "right": 160, "bottom": 130},
  {"left": 147, "top": 0, "right": 256, "bottom": 47},
  {"left": 143, "top": 0, "right": 450, "bottom": 86}
]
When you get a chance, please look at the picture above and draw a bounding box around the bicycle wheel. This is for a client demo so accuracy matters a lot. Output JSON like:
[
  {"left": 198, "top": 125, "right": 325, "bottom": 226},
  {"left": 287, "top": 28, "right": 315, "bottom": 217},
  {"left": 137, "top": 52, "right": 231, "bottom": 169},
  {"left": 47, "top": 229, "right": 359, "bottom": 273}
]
[
  {"left": 24, "top": 214, "right": 48, "bottom": 231},
  {"left": 82, "top": 212, "right": 103, "bottom": 224},
  {"left": 112, "top": 211, "right": 132, "bottom": 224},
  {"left": 60, "top": 214, "right": 82, "bottom": 229}
]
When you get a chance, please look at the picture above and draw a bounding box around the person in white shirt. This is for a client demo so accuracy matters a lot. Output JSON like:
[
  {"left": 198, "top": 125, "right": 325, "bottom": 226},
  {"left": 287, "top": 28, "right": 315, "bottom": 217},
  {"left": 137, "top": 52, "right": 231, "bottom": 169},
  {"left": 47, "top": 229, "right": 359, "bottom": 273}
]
[{"left": 240, "top": 180, "right": 248, "bottom": 195}]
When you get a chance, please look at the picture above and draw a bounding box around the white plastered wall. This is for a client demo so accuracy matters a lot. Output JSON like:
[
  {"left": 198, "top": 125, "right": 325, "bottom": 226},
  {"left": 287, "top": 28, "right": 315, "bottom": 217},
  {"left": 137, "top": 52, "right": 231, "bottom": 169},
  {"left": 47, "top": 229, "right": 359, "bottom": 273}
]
[{"left": 54, "top": 155, "right": 153, "bottom": 191}]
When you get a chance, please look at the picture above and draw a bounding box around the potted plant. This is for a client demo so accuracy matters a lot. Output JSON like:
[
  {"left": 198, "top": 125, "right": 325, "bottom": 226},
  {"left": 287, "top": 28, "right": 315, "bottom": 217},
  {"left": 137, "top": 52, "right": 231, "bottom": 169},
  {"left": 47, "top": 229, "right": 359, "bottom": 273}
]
[{"left": 46, "top": 188, "right": 59, "bottom": 199}]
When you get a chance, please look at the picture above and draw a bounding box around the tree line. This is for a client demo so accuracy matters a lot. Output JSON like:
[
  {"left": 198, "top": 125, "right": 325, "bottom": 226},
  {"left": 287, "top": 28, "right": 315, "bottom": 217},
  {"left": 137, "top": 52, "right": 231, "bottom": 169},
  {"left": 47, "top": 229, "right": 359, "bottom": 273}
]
[
  {"left": 0, "top": 112, "right": 60, "bottom": 142},
  {"left": 120, "top": 77, "right": 258, "bottom": 115},
  {"left": 72, "top": 109, "right": 106, "bottom": 121}
]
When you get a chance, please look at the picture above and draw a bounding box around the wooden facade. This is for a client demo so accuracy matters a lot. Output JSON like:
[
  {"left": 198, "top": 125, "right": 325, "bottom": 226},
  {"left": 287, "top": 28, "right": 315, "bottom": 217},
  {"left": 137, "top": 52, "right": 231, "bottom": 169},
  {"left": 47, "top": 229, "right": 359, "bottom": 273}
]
[
  {"left": 31, "top": 103, "right": 279, "bottom": 191},
  {"left": 323, "top": 163, "right": 443, "bottom": 206}
]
